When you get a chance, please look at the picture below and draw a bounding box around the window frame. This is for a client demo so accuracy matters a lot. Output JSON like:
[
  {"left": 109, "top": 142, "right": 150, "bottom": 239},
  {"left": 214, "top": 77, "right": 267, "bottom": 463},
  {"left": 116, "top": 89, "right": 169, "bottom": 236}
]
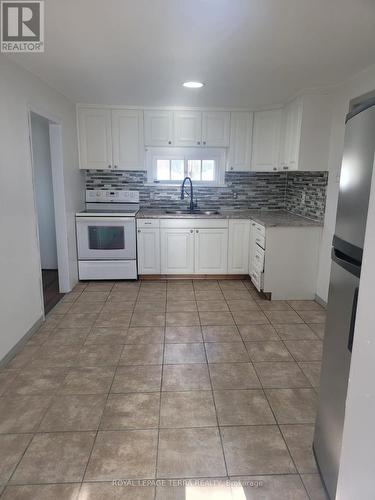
[{"left": 146, "top": 147, "right": 226, "bottom": 186}]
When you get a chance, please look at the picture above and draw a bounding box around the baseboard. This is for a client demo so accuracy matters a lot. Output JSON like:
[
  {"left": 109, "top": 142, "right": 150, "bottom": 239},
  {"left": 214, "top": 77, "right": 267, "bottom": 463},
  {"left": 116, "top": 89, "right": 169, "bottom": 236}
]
[
  {"left": 139, "top": 274, "right": 248, "bottom": 280},
  {"left": 0, "top": 316, "right": 44, "bottom": 368},
  {"left": 315, "top": 294, "right": 327, "bottom": 309}
]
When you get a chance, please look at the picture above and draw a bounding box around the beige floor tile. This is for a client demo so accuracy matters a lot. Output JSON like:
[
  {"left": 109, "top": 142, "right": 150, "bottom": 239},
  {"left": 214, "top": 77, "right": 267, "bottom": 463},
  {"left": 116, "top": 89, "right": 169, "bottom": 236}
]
[
  {"left": 60, "top": 367, "right": 116, "bottom": 394},
  {"left": 264, "top": 310, "right": 304, "bottom": 325},
  {"left": 86, "top": 282, "right": 114, "bottom": 292},
  {"left": 288, "top": 300, "right": 324, "bottom": 312},
  {"left": 111, "top": 365, "right": 162, "bottom": 393},
  {"left": 157, "top": 428, "right": 226, "bottom": 478},
  {"left": 208, "top": 363, "right": 261, "bottom": 390},
  {"left": 266, "top": 388, "right": 318, "bottom": 424},
  {"left": 232, "top": 310, "right": 269, "bottom": 325},
  {"left": 100, "top": 393, "right": 160, "bottom": 430},
  {"left": 202, "top": 325, "right": 242, "bottom": 342},
  {"left": 284, "top": 340, "right": 323, "bottom": 361},
  {"left": 221, "top": 290, "right": 252, "bottom": 301},
  {"left": 226, "top": 300, "right": 259, "bottom": 311},
  {"left": 11, "top": 432, "right": 95, "bottom": 484},
  {"left": 112, "top": 282, "right": 140, "bottom": 291},
  {"left": 162, "top": 364, "right": 211, "bottom": 391},
  {"left": 298, "top": 362, "right": 321, "bottom": 387},
  {"left": 108, "top": 292, "right": 139, "bottom": 302},
  {"left": 238, "top": 324, "right": 279, "bottom": 341},
  {"left": 95, "top": 312, "right": 132, "bottom": 328},
  {"left": 194, "top": 280, "right": 220, "bottom": 290},
  {"left": 199, "top": 311, "right": 235, "bottom": 326},
  {"left": 166, "top": 301, "right": 197, "bottom": 312},
  {"left": 48, "top": 301, "right": 73, "bottom": 316},
  {"left": 131, "top": 312, "right": 165, "bottom": 327},
  {"left": 39, "top": 394, "right": 107, "bottom": 431},
  {"left": 245, "top": 341, "right": 293, "bottom": 362},
  {"left": 166, "top": 311, "right": 200, "bottom": 326},
  {"left": 219, "top": 280, "right": 247, "bottom": 290},
  {"left": 77, "top": 291, "right": 110, "bottom": 302},
  {"left": 29, "top": 346, "right": 80, "bottom": 368},
  {"left": 166, "top": 291, "right": 195, "bottom": 301},
  {"left": 4, "top": 367, "right": 67, "bottom": 395},
  {"left": 44, "top": 328, "right": 89, "bottom": 346},
  {"left": 76, "top": 345, "right": 123, "bottom": 367},
  {"left": 25, "top": 329, "right": 51, "bottom": 346},
  {"left": 205, "top": 342, "right": 249, "bottom": 363},
  {"left": 300, "top": 473, "right": 329, "bottom": 500},
  {"left": 61, "top": 291, "right": 82, "bottom": 303},
  {"left": 259, "top": 301, "right": 293, "bottom": 311},
  {"left": 165, "top": 326, "right": 203, "bottom": 343},
  {"left": 6, "top": 346, "right": 40, "bottom": 369},
  {"left": 307, "top": 323, "right": 325, "bottom": 339},
  {"left": 138, "top": 292, "right": 167, "bottom": 302},
  {"left": 229, "top": 476, "right": 309, "bottom": 500},
  {"left": 280, "top": 424, "right": 318, "bottom": 473},
  {"left": 68, "top": 301, "right": 105, "bottom": 314},
  {"left": 2, "top": 484, "right": 81, "bottom": 500},
  {"left": 0, "top": 371, "right": 19, "bottom": 396},
  {"left": 160, "top": 391, "right": 217, "bottom": 428},
  {"left": 297, "top": 311, "right": 326, "bottom": 324},
  {"left": 126, "top": 327, "right": 165, "bottom": 344},
  {"left": 0, "top": 395, "right": 52, "bottom": 433},
  {"left": 58, "top": 313, "right": 98, "bottom": 329},
  {"left": 155, "top": 478, "right": 230, "bottom": 500},
  {"left": 85, "top": 430, "right": 158, "bottom": 480},
  {"left": 79, "top": 482, "right": 154, "bottom": 500},
  {"left": 221, "top": 425, "right": 295, "bottom": 475},
  {"left": 134, "top": 302, "right": 167, "bottom": 313},
  {"left": 214, "top": 389, "right": 275, "bottom": 425},
  {"left": 274, "top": 324, "right": 318, "bottom": 340},
  {"left": 197, "top": 300, "right": 229, "bottom": 312},
  {"left": 254, "top": 362, "right": 311, "bottom": 388},
  {"left": 0, "top": 434, "right": 33, "bottom": 484},
  {"left": 194, "top": 290, "right": 224, "bottom": 301},
  {"left": 164, "top": 343, "right": 206, "bottom": 364},
  {"left": 119, "top": 344, "right": 163, "bottom": 365},
  {"left": 101, "top": 301, "right": 135, "bottom": 313},
  {"left": 85, "top": 327, "right": 128, "bottom": 345}
]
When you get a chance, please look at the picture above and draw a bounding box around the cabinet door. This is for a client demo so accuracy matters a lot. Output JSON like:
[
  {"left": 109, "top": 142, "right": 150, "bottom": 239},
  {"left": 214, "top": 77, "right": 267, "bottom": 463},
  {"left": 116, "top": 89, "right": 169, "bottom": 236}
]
[
  {"left": 174, "top": 111, "right": 202, "bottom": 147},
  {"left": 112, "top": 110, "right": 144, "bottom": 170},
  {"left": 227, "top": 112, "right": 253, "bottom": 171},
  {"left": 202, "top": 111, "right": 230, "bottom": 147},
  {"left": 251, "top": 109, "right": 282, "bottom": 171},
  {"left": 161, "top": 228, "right": 194, "bottom": 274},
  {"left": 137, "top": 228, "right": 160, "bottom": 274},
  {"left": 144, "top": 110, "right": 173, "bottom": 146},
  {"left": 78, "top": 108, "right": 112, "bottom": 169},
  {"left": 194, "top": 228, "right": 228, "bottom": 274},
  {"left": 281, "top": 99, "right": 302, "bottom": 171},
  {"left": 228, "top": 220, "right": 250, "bottom": 274}
]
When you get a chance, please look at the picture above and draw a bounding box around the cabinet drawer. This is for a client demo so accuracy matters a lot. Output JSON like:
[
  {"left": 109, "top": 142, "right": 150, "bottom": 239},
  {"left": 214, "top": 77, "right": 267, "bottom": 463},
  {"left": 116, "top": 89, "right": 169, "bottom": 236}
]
[
  {"left": 137, "top": 219, "right": 159, "bottom": 228},
  {"left": 160, "top": 218, "right": 228, "bottom": 229},
  {"left": 253, "top": 245, "right": 265, "bottom": 272},
  {"left": 250, "top": 267, "right": 263, "bottom": 292},
  {"left": 254, "top": 232, "right": 265, "bottom": 250},
  {"left": 254, "top": 222, "right": 265, "bottom": 237}
]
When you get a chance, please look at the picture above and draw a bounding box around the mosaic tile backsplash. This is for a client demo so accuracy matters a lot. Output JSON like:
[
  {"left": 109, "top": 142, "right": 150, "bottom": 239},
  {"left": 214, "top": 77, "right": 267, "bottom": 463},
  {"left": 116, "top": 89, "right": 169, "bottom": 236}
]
[{"left": 86, "top": 170, "right": 328, "bottom": 221}]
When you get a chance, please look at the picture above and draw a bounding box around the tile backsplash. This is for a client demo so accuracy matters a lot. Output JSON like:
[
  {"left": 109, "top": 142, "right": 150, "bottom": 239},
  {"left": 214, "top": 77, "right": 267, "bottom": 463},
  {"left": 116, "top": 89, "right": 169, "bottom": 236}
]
[{"left": 86, "top": 170, "right": 328, "bottom": 221}]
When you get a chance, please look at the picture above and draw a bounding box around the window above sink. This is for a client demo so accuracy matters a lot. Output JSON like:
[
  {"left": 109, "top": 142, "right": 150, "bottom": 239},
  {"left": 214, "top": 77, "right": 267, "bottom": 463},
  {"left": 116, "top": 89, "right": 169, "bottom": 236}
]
[{"left": 146, "top": 147, "right": 226, "bottom": 186}]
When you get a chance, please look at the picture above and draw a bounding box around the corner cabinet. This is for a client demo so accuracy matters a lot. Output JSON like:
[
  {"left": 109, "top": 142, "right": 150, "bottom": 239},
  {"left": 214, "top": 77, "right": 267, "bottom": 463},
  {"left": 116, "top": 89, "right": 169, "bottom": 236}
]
[
  {"left": 77, "top": 107, "right": 144, "bottom": 170},
  {"left": 137, "top": 219, "right": 160, "bottom": 275},
  {"left": 251, "top": 109, "right": 282, "bottom": 172}
]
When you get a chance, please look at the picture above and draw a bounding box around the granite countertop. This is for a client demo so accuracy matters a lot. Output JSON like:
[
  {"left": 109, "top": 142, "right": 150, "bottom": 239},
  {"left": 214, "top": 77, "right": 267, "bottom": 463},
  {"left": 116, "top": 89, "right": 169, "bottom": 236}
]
[{"left": 136, "top": 209, "right": 323, "bottom": 227}]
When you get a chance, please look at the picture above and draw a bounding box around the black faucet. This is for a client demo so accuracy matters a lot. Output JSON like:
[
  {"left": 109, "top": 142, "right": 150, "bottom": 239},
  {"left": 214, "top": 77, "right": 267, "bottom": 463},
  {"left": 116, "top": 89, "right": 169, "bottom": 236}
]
[{"left": 180, "top": 176, "right": 197, "bottom": 213}]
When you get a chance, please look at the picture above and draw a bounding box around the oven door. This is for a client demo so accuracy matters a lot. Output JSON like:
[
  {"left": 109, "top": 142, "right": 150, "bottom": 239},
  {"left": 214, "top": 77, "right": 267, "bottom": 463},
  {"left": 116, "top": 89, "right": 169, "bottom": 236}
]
[{"left": 76, "top": 217, "right": 136, "bottom": 260}]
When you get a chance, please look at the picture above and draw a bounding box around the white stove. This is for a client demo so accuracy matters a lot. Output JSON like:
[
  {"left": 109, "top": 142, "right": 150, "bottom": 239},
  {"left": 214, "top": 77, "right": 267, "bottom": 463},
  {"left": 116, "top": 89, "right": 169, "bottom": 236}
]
[{"left": 75, "top": 190, "right": 140, "bottom": 280}]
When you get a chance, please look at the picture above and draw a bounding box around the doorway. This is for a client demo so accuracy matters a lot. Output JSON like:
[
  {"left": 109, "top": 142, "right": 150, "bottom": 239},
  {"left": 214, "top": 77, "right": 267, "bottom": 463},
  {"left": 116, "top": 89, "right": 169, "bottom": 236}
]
[{"left": 29, "top": 111, "right": 66, "bottom": 313}]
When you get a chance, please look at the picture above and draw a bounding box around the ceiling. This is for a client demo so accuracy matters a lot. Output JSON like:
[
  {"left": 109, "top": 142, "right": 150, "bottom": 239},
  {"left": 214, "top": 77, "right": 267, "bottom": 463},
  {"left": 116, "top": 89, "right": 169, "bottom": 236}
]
[{"left": 8, "top": 0, "right": 375, "bottom": 108}]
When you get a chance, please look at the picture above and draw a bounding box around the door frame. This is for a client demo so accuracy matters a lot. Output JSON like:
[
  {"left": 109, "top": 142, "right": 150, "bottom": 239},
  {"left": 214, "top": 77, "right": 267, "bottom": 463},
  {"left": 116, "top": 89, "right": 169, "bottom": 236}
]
[{"left": 28, "top": 106, "right": 71, "bottom": 315}]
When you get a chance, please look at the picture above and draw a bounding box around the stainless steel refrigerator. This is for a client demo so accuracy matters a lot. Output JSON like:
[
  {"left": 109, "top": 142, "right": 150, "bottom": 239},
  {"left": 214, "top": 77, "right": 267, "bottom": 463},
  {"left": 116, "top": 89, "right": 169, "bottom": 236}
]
[{"left": 313, "top": 97, "right": 375, "bottom": 499}]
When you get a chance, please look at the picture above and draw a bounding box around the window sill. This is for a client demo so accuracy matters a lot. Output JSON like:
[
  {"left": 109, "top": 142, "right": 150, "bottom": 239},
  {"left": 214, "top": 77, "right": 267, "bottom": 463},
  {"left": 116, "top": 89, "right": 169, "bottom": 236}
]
[{"left": 144, "top": 182, "right": 227, "bottom": 188}]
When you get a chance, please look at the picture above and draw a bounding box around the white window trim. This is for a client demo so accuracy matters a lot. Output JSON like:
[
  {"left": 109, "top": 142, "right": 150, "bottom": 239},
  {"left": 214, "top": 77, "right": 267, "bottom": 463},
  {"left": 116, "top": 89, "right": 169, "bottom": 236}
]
[{"left": 146, "top": 147, "right": 226, "bottom": 187}]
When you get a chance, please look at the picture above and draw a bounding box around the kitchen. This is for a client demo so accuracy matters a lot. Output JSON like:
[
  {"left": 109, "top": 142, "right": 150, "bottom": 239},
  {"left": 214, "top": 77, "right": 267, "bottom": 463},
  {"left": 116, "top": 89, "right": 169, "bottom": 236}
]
[{"left": 1, "top": 1, "right": 375, "bottom": 499}]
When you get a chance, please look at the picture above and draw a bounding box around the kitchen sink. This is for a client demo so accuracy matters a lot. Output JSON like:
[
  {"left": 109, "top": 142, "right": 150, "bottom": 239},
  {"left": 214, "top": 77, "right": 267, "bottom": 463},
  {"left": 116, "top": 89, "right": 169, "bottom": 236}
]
[{"left": 164, "top": 209, "right": 221, "bottom": 216}]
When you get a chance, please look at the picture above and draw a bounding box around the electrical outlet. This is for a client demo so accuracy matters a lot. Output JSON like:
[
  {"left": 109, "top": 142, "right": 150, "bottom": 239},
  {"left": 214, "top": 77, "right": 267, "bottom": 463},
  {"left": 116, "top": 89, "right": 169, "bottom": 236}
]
[
  {"left": 233, "top": 192, "right": 238, "bottom": 199},
  {"left": 301, "top": 192, "right": 306, "bottom": 204}
]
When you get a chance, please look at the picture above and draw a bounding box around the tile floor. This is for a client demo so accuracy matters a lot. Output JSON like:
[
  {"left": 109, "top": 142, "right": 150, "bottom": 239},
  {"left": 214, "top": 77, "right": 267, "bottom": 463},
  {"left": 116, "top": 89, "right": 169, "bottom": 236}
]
[{"left": 0, "top": 279, "right": 329, "bottom": 499}]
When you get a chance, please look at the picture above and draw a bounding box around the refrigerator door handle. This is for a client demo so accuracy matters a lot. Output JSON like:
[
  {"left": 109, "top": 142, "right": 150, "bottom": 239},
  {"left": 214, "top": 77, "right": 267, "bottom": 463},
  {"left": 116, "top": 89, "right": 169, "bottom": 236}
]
[
  {"left": 331, "top": 248, "right": 361, "bottom": 278},
  {"left": 348, "top": 287, "right": 359, "bottom": 353}
]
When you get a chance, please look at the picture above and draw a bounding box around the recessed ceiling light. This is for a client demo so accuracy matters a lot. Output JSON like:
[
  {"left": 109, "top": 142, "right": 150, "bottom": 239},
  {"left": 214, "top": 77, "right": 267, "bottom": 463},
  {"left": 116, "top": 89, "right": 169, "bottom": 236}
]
[{"left": 183, "top": 81, "right": 204, "bottom": 89}]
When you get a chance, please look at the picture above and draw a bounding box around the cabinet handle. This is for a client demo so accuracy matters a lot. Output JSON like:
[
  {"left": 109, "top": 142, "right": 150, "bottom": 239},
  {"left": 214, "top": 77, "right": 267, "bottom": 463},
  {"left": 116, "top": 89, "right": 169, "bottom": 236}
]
[
  {"left": 108, "top": 165, "right": 112, "bottom": 169},
  {"left": 197, "top": 141, "right": 201, "bottom": 145},
  {"left": 168, "top": 141, "right": 172, "bottom": 145},
  {"left": 137, "top": 229, "right": 141, "bottom": 233},
  {"left": 114, "top": 165, "right": 118, "bottom": 169},
  {"left": 190, "top": 229, "right": 194, "bottom": 233},
  {"left": 283, "top": 166, "right": 288, "bottom": 170},
  {"left": 203, "top": 141, "right": 206, "bottom": 145},
  {"left": 196, "top": 230, "right": 199, "bottom": 233},
  {"left": 273, "top": 167, "right": 277, "bottom": 171}
]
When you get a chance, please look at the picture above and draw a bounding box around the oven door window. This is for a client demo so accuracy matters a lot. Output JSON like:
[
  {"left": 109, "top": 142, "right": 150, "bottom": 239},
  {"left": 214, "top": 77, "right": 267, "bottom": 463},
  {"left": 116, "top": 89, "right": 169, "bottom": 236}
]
[{"left": 88, "top": 226, "right": 125, "bottom": 250}]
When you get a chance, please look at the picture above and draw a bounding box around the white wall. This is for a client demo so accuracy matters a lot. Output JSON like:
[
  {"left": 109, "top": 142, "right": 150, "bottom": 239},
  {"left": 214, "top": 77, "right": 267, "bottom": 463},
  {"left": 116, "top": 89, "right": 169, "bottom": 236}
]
[
  {"left": 335, "top": 150, "right": 375, "bottom": 500},
  {"left": 316, "top": 65, "right": 375, "bottom": 302},
  {"left": 0, "top": 55, "right": 84, "bottom": 361},
  {"left": 30, "top": 112, "right": 58, "bottom": 269}
]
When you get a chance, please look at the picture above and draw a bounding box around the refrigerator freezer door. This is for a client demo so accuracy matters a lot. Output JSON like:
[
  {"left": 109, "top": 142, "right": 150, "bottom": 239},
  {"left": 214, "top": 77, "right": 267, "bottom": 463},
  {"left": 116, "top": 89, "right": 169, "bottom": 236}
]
[
  {"left": 313, "top": 259, "right": 360, "bottom": 499},
  {"left": 335, "top": 104, "right": 375, "bottom": 253}
]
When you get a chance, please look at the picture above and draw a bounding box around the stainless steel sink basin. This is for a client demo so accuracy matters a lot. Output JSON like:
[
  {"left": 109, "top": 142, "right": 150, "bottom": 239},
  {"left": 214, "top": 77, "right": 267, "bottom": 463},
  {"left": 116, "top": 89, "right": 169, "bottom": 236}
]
[{"left": 164, "top": 209, "right": 221, "bottom": 216}]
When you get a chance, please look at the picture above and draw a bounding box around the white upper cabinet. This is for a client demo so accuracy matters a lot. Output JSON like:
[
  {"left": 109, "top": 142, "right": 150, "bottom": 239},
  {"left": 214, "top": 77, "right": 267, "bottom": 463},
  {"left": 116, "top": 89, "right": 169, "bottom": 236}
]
[
  {"left": 144, "top": 110, "right": 174, "bottom": 146},
  {"left": 227, "top": 111, "right": 253, "bottom": 171},
  {"left": 202, "top": 111, "right": 230, "bottom": 147},
  {"left": 251, "top": 109, "right": 282, "bottom": 172},
  {"left": 174, "top": 111, "right": 202, "bottom": 147},
  {"left": 78, "top": 108, "right": 112, "bottom": 170},
  {"left": 112, "top": 109, "right": 144, "bottom": 170},
  {"left": 280, "top": 98, "right": 302, "bottom": 171}
]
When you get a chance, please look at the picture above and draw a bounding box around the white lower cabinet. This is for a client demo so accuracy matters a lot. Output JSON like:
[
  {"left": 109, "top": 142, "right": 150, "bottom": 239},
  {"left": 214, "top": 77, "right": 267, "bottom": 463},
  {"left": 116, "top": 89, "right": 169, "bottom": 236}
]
[
  {"left": 228, "top": 220, "right": 250, "bottom": 274},
  {"left": 137, "top": 220, "right": 160, "bottom": 274},
  {"left": 195, "top": 228, "right": 228, "bottom": 274},
  {"left": 161, "top": 228, "right": 195, "bottom": 274}
]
